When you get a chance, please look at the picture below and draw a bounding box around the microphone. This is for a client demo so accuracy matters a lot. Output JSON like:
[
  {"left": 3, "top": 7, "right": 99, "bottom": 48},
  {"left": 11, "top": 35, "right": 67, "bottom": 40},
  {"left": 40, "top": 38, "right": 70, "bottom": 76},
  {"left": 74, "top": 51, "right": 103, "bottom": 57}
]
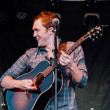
[{"left": 52, "top": 18, "right": 60, "bottom": 26}]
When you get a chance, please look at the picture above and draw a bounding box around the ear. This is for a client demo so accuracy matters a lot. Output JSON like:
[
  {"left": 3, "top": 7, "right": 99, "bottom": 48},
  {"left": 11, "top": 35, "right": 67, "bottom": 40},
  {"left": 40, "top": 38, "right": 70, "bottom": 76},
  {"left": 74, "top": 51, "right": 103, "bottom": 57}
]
[{"left": 48, "top": 27, "right": 54, "bottom": 35}]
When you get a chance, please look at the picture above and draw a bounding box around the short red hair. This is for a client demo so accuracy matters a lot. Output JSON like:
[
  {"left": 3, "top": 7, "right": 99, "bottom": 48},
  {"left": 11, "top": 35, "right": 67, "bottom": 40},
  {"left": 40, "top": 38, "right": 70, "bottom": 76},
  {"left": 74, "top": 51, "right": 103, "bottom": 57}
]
[{"left": 34, "top": 11, "right": 60, "bottom": 29}]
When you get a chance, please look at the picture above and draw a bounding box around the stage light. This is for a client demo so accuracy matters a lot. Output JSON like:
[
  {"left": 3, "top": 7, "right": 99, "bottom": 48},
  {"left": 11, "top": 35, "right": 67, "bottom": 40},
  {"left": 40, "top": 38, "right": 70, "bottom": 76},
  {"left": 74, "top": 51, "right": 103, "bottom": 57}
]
[{"left": 83, "top": 13, "right": 100, "bottom": 30}]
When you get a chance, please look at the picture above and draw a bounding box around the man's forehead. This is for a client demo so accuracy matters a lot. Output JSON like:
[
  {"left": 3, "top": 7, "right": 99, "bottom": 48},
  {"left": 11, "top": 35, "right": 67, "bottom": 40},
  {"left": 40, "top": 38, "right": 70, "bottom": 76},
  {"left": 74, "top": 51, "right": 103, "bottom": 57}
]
[{"left": 32, "top": 19, "right": 42, "bottom": 29}]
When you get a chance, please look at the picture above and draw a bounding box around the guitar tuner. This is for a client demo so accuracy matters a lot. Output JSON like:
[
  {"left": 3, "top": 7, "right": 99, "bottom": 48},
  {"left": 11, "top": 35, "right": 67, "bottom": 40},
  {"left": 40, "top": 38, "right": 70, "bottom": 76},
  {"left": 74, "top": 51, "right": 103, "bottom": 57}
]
[
  {"left": 93, "top": 33, "right": 96, "bottom": 36},
  {"left": 96, "top": 31, "right": 99, "bottom": 34},
  {"left": 100, "top": 34, "right": 102, "bottom": 37},
  {"left": 91, "top": 29, "right": 94, "bottom": 32},
  {"left": 95, "top": 36, "right": 98, "bottom": 39},
  {"left": 88, "top": 34, "right": 91, "bottom": 38},
  {"left": 92, "top": 38, "right": 95, "bottom": 42}
]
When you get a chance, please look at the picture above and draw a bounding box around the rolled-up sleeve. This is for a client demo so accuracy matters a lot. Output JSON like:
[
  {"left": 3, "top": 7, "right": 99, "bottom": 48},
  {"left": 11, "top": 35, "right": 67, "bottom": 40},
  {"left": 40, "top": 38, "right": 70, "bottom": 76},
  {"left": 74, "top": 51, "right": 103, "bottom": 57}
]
[{"left": 72, "top": 45, "right": 88, "bottom": 88}]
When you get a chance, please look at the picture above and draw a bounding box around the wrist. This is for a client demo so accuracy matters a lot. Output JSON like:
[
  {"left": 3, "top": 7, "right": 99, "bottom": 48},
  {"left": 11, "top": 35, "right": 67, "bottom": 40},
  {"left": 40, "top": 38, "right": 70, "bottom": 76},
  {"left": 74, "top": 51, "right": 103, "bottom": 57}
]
[
  {"left": 14, "top": 80, "right": 21, "bottom": 88},
  {"left": 69, "top": 61, "right": 77, "bottom": 72}
]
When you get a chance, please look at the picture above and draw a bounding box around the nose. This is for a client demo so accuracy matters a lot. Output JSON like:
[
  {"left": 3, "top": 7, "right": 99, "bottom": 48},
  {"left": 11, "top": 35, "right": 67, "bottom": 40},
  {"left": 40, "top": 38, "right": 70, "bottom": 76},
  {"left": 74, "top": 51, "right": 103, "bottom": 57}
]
[{"left": 33, "top": 31, "right": 37, "bottom": 38}]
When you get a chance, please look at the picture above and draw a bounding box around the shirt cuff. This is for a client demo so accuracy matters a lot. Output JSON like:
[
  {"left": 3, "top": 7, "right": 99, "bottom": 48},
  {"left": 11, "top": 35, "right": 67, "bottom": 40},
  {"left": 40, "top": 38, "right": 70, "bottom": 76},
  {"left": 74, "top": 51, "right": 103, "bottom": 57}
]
[{"left": 73, "top": 75, "right": 88, "bottom": 88}]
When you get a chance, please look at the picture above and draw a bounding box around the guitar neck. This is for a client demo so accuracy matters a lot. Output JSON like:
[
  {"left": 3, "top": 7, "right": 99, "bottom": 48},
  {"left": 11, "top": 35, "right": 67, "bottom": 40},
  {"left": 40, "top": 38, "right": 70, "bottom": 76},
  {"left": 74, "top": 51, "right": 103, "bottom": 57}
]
[
  {"left": 66, "top": 35, "right": 85, "bottom": 55},
  {"left": 43, "top": 65, "right": 54, "bottom": 78}
]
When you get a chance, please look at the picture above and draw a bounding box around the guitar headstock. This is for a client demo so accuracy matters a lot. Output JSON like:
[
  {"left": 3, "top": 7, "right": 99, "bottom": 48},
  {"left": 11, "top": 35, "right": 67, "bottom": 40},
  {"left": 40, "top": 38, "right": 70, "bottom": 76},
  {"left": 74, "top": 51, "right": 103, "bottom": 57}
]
[{"left": 84, "top": 25, "right": 108, "bottom": 41}]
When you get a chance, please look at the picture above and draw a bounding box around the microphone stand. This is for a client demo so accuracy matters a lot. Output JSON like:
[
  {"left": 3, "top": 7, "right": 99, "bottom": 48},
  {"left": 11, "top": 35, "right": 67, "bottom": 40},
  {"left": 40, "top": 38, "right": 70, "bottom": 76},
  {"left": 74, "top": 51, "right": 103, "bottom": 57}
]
[{"left": 53, "top": 23, "right": 58, "bottom": 110}]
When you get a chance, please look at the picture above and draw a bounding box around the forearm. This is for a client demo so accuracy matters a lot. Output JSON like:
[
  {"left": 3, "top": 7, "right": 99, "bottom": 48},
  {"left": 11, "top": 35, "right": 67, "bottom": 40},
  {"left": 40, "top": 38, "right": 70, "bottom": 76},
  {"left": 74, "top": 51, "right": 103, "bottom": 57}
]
[
  {"left": 69, "top": 62, "right": 83, "bottom": 82},
  {"left": 69, "top": 60, "right": 88, "bottom": 87},
  {"left": 1, "top": 76, "right": 20, "bottom": 89},
  {"left": 1, "top": 76, "right": 37, "bottom": 90}
]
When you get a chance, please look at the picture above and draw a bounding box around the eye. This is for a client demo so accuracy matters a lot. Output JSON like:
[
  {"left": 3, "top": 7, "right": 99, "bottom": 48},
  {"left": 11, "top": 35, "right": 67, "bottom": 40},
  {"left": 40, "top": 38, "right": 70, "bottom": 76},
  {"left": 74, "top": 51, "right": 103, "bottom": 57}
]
[{"left": 33, "top": 28, "right": 40, "bottom": 32}]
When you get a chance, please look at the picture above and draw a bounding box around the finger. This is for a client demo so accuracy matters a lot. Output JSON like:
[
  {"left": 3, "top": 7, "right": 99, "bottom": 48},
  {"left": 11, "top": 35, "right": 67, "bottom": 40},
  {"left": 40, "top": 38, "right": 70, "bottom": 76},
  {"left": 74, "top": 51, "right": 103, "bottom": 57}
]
[
  {"left": 25, "top": 85, "right": 37, "bottom": 90},
  {"left": 60, "top": 56, "right": 70, "bottom": 64},
  {"left": 61, "top": 52, "right": 70, "bottom": 60},
  {"left": 60, "top": 56, "right": 72, "bottom": 67},
  {"left": 26, "top": 80, "right": 34, "bottom": 86},
  {"left": 59, "top": 58, "right": 68, "bottom": 66}
]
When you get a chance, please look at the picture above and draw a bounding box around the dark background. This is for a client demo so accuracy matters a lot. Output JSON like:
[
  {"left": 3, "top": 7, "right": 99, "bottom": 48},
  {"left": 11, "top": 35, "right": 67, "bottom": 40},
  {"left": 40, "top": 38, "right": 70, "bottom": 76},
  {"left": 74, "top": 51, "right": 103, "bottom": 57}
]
[{"left": 0, "top": 0, "right": 110, "bottom": 110}]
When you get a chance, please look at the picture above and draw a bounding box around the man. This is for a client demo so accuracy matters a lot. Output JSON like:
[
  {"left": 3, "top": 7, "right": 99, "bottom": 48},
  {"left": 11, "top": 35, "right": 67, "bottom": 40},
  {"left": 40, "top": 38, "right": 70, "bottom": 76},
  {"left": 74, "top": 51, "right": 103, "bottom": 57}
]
[{"left": 0, "top": 11, "right": 88, "bottom": 110}]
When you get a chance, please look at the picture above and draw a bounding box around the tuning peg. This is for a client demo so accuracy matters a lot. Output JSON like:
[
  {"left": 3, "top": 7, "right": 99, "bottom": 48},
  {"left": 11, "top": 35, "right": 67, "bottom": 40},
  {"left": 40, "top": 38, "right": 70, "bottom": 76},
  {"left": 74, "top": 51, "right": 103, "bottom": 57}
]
[
  {"left": 100, "top": 28, "right": 103, "bottom": 31},
  {"left": 96, "top": 36, "right": 98, "bottom": 39},
  {"left": 93, "top": 33, "right": 96, "bottom": 36},
  {"left": 96, "top": 31, "right": 100, "bottom": 34},
  {"left": 91, "top": 29, "right": 94, "bottom": 32},
  {"left": 100, "top": 34, "right": 103, "bottom": 37},
  {"left": 95, "top": 26, "right": 101, "bottom": 30},
  {"left": 92, "top": 38, "right": 95, "bottom": 42}
]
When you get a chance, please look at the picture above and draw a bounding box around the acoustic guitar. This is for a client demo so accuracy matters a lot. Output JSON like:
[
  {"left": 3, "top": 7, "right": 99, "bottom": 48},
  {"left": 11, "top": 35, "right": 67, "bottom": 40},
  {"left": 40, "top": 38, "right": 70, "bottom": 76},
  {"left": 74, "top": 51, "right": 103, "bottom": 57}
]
[{"left": 6, "top": 25, "right": 105, "bottom": 110}]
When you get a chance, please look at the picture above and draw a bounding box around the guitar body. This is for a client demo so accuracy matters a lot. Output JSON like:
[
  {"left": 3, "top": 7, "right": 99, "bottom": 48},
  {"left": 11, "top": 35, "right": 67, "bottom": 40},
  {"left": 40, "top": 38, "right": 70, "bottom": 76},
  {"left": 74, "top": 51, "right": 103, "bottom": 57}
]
[{"left": 6, "top": 60, "right": 63, "bottom": 110}]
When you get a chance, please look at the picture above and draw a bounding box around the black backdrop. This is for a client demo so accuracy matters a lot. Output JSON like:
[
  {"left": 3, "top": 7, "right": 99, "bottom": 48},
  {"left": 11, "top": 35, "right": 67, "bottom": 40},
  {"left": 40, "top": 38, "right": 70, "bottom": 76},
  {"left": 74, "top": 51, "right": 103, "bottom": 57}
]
[{"left": 0, "top": 1, "right": 110, "bottom": 110}]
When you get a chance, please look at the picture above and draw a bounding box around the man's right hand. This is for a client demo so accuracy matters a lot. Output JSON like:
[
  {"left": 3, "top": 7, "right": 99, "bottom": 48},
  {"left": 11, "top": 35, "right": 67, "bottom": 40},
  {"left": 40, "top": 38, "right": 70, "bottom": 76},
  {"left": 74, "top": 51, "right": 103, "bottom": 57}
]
[
  {"left": 1, "top": 76, "right": 37, "bottom": 91},
  {"left": 18, "top": 79, "right": 37, "bottom": 90}
]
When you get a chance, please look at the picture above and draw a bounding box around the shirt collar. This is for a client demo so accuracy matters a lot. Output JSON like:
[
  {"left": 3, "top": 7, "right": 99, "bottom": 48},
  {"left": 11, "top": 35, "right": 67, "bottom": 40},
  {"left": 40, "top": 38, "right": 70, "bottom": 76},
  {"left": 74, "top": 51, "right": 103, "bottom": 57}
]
[
  {"left": 37, "top": 37, "right": 62, "bottom": 55},
  {"left": 38, "top": 47, "right": 47, "bottom": 55}
]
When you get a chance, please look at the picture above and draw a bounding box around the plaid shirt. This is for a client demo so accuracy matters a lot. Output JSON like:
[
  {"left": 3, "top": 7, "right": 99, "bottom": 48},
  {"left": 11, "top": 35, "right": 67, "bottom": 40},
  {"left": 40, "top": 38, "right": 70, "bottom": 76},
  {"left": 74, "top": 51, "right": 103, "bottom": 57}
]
[{"left": 0, "top": 42, "right": 88, "bottom": 110}]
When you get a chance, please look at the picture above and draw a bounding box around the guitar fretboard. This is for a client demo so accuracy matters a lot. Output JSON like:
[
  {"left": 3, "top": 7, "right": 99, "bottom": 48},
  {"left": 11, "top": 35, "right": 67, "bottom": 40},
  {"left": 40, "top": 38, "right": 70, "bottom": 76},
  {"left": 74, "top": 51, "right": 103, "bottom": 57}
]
[{"left": 43, "top": 64, "right": 55, "bottom": 78}]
